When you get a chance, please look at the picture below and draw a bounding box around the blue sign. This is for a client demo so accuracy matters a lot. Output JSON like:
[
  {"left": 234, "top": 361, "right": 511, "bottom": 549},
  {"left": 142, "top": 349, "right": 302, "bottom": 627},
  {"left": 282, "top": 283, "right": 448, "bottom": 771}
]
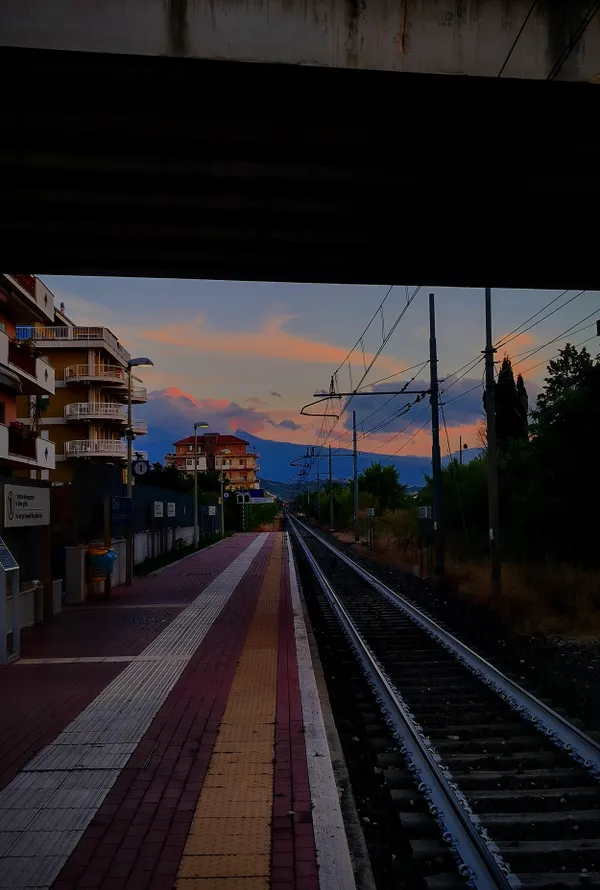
[{"left": 111, "top": 496, "right": 132, "bottom": 519}]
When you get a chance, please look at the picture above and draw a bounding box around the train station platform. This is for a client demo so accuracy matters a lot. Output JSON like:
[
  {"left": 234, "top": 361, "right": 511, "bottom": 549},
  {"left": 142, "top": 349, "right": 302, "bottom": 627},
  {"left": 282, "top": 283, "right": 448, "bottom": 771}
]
[{"left": 0, "top": 533, "right": 355, "bottom": 890}]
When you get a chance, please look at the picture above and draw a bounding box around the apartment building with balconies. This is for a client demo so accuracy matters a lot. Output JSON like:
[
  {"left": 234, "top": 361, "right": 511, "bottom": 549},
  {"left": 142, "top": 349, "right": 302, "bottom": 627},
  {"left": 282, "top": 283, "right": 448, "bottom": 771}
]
[
  {"left": 0, "top": 274, "right": 56, "bottom": 476},
  {"left": 165, "top": 433, "right": 259, "bottom": 490},
  {"left": 16, "top": 295, "right": 148, "bottom": 483}
]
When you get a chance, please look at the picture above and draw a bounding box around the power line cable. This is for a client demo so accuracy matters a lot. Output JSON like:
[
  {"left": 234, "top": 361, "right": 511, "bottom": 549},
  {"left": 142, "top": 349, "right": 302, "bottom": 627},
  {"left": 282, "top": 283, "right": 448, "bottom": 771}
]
[
  {"left": 495, "top": 290, "right": 586, "bottom": 350},
  {"left": 333, "top": 283, "right": 396, "bottom": 375},
  {"left": 519, "top": 332, "right": 599, "bottom": 377},
  {"left": 498, "top": 0, "right": 538, "bottom": 77},
  {"left": 512, "top": 306, "right": 600, "bottom": 368},
  {"left": 547, "top": 1, "right": 600, "bottom": 80},
  {"left": 494, "top": 288, "right": 570, "bottom": 348},
  {"left": 306, "top": 286, "right": 424, "bottom": 468},
  {"left": 440, "top": 403, "right": 472, "bottom": 559}
]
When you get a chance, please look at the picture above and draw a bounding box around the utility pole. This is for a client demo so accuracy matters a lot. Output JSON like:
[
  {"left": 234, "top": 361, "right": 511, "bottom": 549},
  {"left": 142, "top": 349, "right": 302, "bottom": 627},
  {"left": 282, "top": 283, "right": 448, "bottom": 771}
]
[
  {"left": 459, "top": 434, "right": 463, "bottom": 465},
  {"left": 125, "top": 364, "right": 133, "bottom": 585},
  {"left": 316, "top": 465, "right": 321, "bottom": 523},
  {"left": 329, "top": 445, "right": 334, "bottom": 531},
  {"left": 484, "top": 286, "right": 502, "bottom": 602},
  {"left": 353, "top": 409, "right": 359, "bottom": 542},
  {"left": 429, "top": 293, "right": 444, "bottom": 579}
]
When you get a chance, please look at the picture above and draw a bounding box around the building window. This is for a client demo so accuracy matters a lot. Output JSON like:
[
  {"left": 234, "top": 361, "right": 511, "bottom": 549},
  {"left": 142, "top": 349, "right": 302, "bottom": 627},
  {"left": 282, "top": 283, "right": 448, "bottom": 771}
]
[
  {"left": 186, "top": 458, "right": 194, "bottom": 468},
  {"left": 0, "top": 402, "right": 5, "bottom": 424}
]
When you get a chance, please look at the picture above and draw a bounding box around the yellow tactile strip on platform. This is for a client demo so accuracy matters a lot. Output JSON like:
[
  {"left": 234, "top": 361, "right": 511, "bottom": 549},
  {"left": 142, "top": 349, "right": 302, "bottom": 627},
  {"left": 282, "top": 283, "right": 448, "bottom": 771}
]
[{"left": 176, "top": 534, "right": 283, "bottom": 890}]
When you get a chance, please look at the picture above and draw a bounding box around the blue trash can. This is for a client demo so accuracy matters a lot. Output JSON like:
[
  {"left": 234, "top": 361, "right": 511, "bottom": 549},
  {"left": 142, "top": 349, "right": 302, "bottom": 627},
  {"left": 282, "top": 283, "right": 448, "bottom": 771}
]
[{"left": 88, "top": 547, "right": 118, "bottom": 580}]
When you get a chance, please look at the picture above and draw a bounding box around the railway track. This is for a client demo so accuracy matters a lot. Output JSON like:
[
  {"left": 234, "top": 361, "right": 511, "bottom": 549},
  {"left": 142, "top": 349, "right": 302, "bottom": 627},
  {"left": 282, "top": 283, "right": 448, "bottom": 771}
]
[{"left": 288, "top": 514, "right": 600, "bottom": 890}]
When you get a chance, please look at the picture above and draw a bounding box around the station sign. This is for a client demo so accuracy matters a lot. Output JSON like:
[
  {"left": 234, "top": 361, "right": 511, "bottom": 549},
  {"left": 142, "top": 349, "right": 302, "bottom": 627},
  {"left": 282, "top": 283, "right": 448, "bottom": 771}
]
[{"left": 4, "top": 484, "right": 50, "bottom": 528}]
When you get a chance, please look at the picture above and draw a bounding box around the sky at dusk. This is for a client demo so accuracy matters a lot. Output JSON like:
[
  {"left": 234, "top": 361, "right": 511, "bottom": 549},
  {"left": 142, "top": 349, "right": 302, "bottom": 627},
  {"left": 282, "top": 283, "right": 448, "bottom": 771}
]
[{"left": 41, "top": 276, "right": 600, "bottom": 463}]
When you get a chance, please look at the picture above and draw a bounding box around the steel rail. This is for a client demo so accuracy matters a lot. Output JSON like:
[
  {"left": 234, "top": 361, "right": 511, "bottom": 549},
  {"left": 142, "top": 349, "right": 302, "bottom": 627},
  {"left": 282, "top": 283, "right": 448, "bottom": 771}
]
[
  {"left": 289, "top": 522, "right": 517, "bottom": 890},
  {"left": 289, "top": 514, "right": 600, "bottom": 778}
]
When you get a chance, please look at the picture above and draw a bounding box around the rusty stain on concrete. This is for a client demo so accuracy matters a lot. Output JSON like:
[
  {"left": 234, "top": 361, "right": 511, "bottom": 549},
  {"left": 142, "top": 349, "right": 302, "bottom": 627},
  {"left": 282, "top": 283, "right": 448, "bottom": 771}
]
[{"left": 166, "top": 0, "right": 189, "bottom": 55}]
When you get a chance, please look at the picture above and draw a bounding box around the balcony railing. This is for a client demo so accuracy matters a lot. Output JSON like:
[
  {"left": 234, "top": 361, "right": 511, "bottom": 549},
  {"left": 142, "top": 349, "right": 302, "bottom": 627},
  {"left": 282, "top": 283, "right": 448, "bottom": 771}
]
[
  {"left": 8, "top": 425, "right": 37, "bottom": 459},
  {"left": 16, "top": 325, "right": 130, "bottom": 363},
  {"left": 7, "top": 340, "right": 36, "bottom": 377},
  {"left": 64, "top": 439, "right": 128, "bottom": 458},
  {"left": 0, "top": 330, "right": 55, "bottom": 395},
  {"left": 130, "top": 386, "right": 147, "bottom": 403},
  {"left": 65, "top": 403, "right": 127, "bottom": 422},
  {"left": 0, "top": 424, "right": 55, "bottom": 469},
  {"left": 64, "top": 364, "right": 126, "bottom": 384},
  {"left": 8, "top": 275, "right": 36, "bottom": 297}
]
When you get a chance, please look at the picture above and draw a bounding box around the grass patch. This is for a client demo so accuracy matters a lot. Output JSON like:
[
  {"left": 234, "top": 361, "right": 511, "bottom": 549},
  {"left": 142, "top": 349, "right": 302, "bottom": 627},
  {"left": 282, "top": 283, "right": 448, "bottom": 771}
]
[
  {"left": 335, "top": 508, "right": 600, "bottom": 636},
  {"left": 447, "top": 558, "right": 600, "bottom": 635},
  {"left": 134, "top": 535, "right": 221, "bottom": 577}
]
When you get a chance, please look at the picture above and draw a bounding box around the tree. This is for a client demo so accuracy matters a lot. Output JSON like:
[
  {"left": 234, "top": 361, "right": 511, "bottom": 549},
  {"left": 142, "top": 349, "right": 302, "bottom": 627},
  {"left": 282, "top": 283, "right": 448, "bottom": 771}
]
[
  {"left": 534, "top": 343, "right": 594, "bottom": 422},
  {"left": 137, "top": 463, "right": 224, "bottom": 496},
  {"left": 358, "top": 462, "right": 409, "bottom": 513},
  {"left": 484, "top": 354, "right": 529, "bottom": 452}
]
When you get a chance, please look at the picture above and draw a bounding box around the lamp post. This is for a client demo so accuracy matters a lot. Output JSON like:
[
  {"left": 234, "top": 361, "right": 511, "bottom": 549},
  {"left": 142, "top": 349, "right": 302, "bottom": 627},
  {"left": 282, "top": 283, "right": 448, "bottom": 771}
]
[
  {"left": 193, "top": 421, "right": 210, "bottom": 549},
  {"left": 125, "top": 357, "right": 154, "bottom": 586},
  {"left": 217, "top": 448, "right": 231, "bottom": 538}
]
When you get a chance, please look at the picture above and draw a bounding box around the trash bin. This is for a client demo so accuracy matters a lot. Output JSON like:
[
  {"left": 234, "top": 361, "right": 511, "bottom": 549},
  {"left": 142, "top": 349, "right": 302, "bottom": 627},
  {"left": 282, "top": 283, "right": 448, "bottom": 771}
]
[{"left": 87, "top": 546, "right": 117, "bottom": 580}]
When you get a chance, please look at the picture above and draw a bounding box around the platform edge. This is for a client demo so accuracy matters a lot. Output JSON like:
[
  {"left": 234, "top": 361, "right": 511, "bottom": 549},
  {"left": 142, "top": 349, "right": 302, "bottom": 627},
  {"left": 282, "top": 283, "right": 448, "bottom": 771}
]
[{"left": 285, "top": 532, "right": 357, "bottom": 890}]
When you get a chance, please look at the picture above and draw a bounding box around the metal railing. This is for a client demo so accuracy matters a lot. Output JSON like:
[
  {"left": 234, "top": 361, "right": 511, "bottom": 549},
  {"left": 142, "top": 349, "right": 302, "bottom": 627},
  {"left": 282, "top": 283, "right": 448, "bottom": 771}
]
[
  {"left": 7, "top": 340, "right": 36, "bottom": 377},
  {"left": 64, "top": 403, "right": 127, "bottom": 421},
  {"left": 7, "top": 275, "right": 36, "bottom": 298},
  {"left": 64, "top": 364, "right": 126, "bottom": 384},
  {"left": 64, "top": 439, "right": 128, "bottom": 457},
  {"left": 16, "top": 325, "right": 130, "bottom": 362},
  {"left": 130, "top": 386, "right": 147, "bottom": 402}
]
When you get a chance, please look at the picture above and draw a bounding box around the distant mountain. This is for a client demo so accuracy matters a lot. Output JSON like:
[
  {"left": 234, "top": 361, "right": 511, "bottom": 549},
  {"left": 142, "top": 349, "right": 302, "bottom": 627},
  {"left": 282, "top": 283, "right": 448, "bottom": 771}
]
[
  {"left": 238, "top": 430, "right": 480, "bottom": 488},
  {"left": 261, "top": 479, "right": 300, "bottom": 502},
  {"left": 139, "top": 388, "right": 480, "bottom": 487}
]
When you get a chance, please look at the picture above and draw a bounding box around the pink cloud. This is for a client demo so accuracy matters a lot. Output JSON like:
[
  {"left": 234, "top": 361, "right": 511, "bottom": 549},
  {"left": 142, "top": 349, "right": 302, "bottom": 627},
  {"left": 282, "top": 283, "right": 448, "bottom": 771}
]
[{"left": 141, "top": 313, "right": 400, "bottom": 369}]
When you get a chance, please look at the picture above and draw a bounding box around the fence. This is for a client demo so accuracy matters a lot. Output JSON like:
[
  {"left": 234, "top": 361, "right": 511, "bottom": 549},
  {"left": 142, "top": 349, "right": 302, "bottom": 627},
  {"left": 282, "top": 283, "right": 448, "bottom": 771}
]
[{"left": 50, "top": 465, "right": 221, "bottom": 581}]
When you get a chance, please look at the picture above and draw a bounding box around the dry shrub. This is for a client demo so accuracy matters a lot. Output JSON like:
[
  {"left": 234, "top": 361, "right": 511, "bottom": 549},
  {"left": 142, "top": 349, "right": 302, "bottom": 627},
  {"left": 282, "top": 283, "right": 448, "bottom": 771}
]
[
  {"left": 442, "top": 558, "right": 600, "bottom": 635},
  {"left": 342, "top": 509, "right": 600, "bottom": 636}
]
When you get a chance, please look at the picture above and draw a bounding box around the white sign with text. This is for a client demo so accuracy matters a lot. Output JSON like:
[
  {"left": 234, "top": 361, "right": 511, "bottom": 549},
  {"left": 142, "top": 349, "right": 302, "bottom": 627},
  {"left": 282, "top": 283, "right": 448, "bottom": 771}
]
[{"left": 4, "top": 485, "right": 50, "bottom": 527}]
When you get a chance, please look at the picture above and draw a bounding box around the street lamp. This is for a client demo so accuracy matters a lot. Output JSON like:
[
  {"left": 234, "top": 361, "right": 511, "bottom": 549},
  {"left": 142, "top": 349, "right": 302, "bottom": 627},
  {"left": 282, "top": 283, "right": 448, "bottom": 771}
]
[
  {"left": 125, "top": 357, "right": 154, "bottom": 586},
  {"left": 217, "top": 448, "right": 232, "bottom": 538},
  {"left": 193, "top": 421, "right": 210, "bottom": 549}
]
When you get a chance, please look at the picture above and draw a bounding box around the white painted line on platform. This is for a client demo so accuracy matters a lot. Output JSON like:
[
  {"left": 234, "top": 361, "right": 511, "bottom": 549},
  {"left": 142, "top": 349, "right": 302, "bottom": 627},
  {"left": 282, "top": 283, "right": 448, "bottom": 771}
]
[
  {"left": 286, "top": 533, "right": 357, "bottom": 890},
  {"left": 0, "top": 534, "right": 269, "bottom": 890}
]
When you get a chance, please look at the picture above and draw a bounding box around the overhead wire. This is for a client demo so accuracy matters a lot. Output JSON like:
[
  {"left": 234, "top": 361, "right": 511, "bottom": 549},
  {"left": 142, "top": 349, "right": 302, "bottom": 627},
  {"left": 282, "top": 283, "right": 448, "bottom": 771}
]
[
  {"left": 547, "top": 1, "right": 600, "bottom": 80},
  {"left": 305, "top": 286, "right": 424, "bottom": 471},
  {"left": 518, "top": 332, "right": 600, "bottom": 378},
  {"left": 306, "top": 286, "right": 595, "bottom": 480},
  {"left": 332, "top": 283, "right": 396, "bottom": 376},
  {"left": 440, "top": 403, "right": 472, "bottom": 558},
  {"left": 512, "top": 305, "right": 600, "bottom": 368},
  {"left": 494, "top": 288, "right": 570, "bottom": 348},
  {"left": 498, "top": 0, "right": 538, "bottom": 77},
  {"left": 495, "top": 290, "right": 586, "bottom": 350}
]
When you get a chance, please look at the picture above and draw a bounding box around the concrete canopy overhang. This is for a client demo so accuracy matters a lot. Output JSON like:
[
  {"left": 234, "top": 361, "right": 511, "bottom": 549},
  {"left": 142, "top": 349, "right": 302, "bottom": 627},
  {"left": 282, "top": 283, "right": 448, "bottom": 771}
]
[{"left": 1, "top": 46, "right": 598, "bottom": 290}]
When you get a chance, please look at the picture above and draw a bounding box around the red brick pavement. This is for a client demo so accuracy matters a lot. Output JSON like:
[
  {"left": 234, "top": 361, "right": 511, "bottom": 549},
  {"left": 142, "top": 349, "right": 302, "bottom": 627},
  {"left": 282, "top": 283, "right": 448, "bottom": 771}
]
[
  {"left": 271, "top": 540, "right": 318, "bottom": 890},
  {"left": 51, "top": 534, "right": 275, "bottom": 890},
  {"left": 0, "top": 663, "right": 125, "bottom": 792},
  {"left": 0, "top": 535, "right": 256, "bottom": 795},
  {"left": 19, "top": 536, "right": 252, "bottom": 659}
]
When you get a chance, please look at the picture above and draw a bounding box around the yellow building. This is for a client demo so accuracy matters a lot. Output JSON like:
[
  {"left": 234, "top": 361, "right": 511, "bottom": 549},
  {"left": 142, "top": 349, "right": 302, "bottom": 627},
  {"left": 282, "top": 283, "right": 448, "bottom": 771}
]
[{"left": 16, "top": 299, "right": 148, "bottom": 483}]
